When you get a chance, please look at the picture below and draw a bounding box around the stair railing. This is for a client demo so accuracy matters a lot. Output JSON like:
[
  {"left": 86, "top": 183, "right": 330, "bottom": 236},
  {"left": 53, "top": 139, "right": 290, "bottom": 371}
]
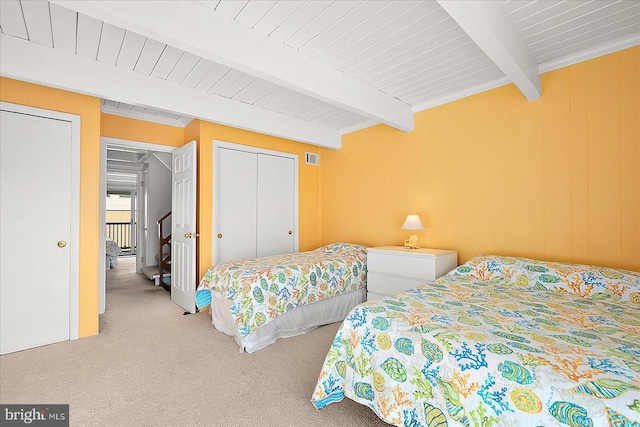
[{"left": 158, "top": 211, "right": 172, "bottom": 289}]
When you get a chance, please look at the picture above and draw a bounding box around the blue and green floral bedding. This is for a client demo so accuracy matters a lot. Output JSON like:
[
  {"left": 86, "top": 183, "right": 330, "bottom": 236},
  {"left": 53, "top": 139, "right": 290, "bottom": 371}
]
[
  {"left": 312, "top": 255, "right": 640, "bottom": 426},
  {"left": 195, "top": 243, "right": 367, "bottom": 338}
]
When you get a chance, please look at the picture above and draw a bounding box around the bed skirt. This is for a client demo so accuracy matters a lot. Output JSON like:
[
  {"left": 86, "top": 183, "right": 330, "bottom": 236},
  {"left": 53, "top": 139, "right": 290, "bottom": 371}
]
[{"left": 209, "top": 287, "right": 366, "bottom": 353}]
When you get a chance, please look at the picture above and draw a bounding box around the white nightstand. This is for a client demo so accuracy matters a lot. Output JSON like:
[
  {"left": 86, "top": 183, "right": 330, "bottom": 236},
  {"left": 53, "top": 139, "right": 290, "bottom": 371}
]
[{"left": 366, "top": 246, "right": 458, "bottom": 301}]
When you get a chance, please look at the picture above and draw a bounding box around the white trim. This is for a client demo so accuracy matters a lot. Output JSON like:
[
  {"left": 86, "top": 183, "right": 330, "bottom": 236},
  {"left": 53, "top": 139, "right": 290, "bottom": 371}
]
[
  {"left": 539, "top": 35, "right": 640, "bottom": 74},
  {"left": 99, "top": 136, "right": 177, "bottom": 315},
  {"left": 212, "top": 140, "right": 299, "bottom": 266},
  {"left": 102, "top": 137, "right": 179, "bottom": 153},
  {"left": 0, "top": 101, "right": 80, "bottom": 341},
  {"left": 137, "top": 166, "right": 147, "bottom": 275},
  {"left": 339, "top": 119, "right": 380, "bottom": 137},
  {"left": 105, "top": 184, "right": 137, "bottom": 193},
  {"left": 99, "top": 140, "right": 107, "bottom": 314},
  {"left": 412, "top": 76, "right": 511, "bottom": 114},
  {"left": 106, "top": 161, "right": 145, "bottom": 173},
  {"left": 101, "top": 104, "right": 190, "bottom": 128},
  {"left": 215, "top": 140, "right": 300, "bottom": 161}
]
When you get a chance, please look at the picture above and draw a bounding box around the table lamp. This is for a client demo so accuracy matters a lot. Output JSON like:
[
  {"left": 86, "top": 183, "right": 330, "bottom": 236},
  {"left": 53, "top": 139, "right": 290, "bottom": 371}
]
[{"left": 402, "top": 214, "right": 424, "bottom": 249}]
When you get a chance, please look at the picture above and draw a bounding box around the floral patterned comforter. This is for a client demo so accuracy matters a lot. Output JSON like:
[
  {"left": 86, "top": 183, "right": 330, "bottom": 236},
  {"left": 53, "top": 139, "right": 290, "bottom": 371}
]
[
  {"left": 312, "top": 255, "right": 640, "bottom": 426},
  {"left": 195, "top": 242, "right": 367, "bottom": 338}
]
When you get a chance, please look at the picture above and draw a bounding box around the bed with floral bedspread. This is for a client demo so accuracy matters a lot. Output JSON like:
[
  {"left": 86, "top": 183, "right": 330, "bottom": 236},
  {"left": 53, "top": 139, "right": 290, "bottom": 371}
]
[
  {"left": 195, "top": 242, "right": 367, "bottom": 352},
  {"left": 312, "top": 255, "right": 640, "bottom": 426}
]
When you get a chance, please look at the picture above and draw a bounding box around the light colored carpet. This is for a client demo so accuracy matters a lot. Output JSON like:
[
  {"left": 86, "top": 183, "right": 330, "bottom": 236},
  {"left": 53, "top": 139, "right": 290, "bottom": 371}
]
[{"left": 0, "top": 257, "right": 389, "bottom": 426}]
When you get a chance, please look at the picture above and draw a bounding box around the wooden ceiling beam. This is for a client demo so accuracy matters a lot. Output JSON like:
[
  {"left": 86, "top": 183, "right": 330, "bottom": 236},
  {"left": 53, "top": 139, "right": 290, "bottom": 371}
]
[
  {"left": 438, "top": 0, "right": 541, "bottom": 101},
  {"left": 51, "top": 0, "right": 415, "bottom": 132},
  {"left": 0, "top": 33, "right": 342, "bottom": 149}
]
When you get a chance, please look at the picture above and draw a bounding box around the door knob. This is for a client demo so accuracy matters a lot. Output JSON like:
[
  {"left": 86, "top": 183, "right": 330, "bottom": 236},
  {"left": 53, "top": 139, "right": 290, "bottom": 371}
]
[
  {"left": 57, "top": 240, "right": 67, "bottom": 248},
  {"left": 184, "top": 233, "right": 200, "bottom": 239},
  {"left": 288, "top": 230, "right": 292, "bottom": 235},
  {"left": 217, "top": 233, "right": 222, "bottom": 238}
]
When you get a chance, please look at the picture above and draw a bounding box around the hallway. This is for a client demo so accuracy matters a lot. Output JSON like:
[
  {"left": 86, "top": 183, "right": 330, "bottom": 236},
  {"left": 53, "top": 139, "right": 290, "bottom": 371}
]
[{"left": 101, "top": 256, "right": 171, "bottom": 333}]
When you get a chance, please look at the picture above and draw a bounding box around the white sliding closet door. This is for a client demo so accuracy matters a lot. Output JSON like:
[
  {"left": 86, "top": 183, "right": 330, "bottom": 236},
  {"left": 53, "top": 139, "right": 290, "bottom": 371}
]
[
  {"left": 214, "top": 142, "right": 297, "bottom": 265},
  {"left": 216, "top": 148, "right": 258, "bottom": 264},
  {"left": 256, "top": 154, "right": 295, "bottom": 258}
]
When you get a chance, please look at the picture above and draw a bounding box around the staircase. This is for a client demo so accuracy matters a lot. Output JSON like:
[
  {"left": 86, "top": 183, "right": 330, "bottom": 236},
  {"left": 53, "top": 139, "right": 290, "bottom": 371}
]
[{"left": 142, "top": 211, "right": 171, "bottom": 291}]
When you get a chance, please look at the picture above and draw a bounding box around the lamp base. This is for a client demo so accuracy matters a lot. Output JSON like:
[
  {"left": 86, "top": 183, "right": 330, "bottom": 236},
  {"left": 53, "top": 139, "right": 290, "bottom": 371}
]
[{"left": 403, "top": 235, "right": 420, "bottom": 250}]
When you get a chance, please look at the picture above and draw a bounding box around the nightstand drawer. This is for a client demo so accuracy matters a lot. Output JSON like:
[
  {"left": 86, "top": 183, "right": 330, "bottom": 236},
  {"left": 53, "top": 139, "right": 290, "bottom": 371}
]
[
  {"left": 367, "top": 272, "right": 427, "bottom": 295},
  {"left": 368, "top": 251, "right": 436, "bottom": 280}
]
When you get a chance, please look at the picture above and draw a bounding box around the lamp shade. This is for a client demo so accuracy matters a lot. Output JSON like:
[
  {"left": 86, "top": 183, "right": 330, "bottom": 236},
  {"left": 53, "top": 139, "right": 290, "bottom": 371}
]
[{"left": 401, "top": 214, "right": 424, "bottom": 230}]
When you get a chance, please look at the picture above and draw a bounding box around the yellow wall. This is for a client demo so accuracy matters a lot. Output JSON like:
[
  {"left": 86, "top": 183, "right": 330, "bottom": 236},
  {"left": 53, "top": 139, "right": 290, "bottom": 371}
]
[
  {"left": 189, "top": 120, "right": 321, "bottom": 280},
  {"left": 2, "top": 46, "right": 636, "bottom": 340},
  {"left": 320, "top": 47, "right": 639, "bottom": 272},
  {"left": 1, "top": 77, "right": 101, "bottom": 337},
  {"left": 101, "top": 113, "right": 184, "bottom": 147},
  {"left": 0, "top": 78, "right": 188, "bottom": 337},
  {"left": 0, "top": 77, "right": 320, "bottom": 336},
  {"left": 106, "top": 211, "right": 131, "bottom": 222},
  {"left": 102, "top": 111, "right": 323, "bottom": 283}
]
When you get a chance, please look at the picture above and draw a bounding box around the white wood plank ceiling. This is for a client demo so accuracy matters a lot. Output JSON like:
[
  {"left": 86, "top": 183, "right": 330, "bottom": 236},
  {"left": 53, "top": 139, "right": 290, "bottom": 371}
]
[{"left": 1, "top": 0, "right": 638, "bottom": 149}]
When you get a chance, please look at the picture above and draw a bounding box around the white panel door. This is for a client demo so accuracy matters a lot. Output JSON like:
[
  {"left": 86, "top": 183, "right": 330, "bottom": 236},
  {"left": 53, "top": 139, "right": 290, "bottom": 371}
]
[
  {"left": 171, "top": 141, "right": 197, "bottom": 313},
  {"left": 256, "top": 154, "right": 295, "bottom": 257},
  {"left": 216, "top": 148, "right": 258, "bottom": 263},
  {"left": 0, "top": 110, "right": 72, "bottom": 354}
]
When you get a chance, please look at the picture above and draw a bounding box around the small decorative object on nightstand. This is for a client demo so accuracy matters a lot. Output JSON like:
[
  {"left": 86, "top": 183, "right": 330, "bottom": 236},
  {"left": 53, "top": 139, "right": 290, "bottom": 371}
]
[
  {"left": 366, "top": 246, "right": 457, "bottom": 301},
  {"left": 402, "top": 214, "right": 423, "bottom": 249}
]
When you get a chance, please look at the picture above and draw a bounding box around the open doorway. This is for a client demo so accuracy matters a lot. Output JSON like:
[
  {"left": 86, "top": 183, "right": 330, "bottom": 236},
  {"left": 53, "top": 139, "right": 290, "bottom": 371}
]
[
  {"left": 99, "top": 137, "right": 175, "bottom": 315},
  {"left": 105, "top": 191, "right": 136, "bottom": 273}
]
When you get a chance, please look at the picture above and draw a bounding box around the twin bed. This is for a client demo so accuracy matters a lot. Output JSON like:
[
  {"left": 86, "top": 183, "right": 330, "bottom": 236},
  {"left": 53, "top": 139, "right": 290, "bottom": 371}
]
[
  {"left": 195, "top": 242, "right": 367, "bottom": 353},
  {"left": 194, "top": 245, "right": 639, "bottom": 425}
]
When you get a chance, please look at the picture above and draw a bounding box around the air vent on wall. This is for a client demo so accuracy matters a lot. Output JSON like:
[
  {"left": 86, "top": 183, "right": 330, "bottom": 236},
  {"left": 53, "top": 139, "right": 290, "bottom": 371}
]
[{"left": 305, "top": 152, "right": 319, "bottom": 166}]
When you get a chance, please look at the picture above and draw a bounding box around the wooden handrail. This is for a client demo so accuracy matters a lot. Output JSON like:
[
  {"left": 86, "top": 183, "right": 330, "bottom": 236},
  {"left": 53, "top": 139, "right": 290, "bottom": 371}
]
[
  {"left": 158, "top": 210, "right": 172, "bottom": 224},
  {"left": 158, "top": 211, "right": 171, "bottom": 291}
]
